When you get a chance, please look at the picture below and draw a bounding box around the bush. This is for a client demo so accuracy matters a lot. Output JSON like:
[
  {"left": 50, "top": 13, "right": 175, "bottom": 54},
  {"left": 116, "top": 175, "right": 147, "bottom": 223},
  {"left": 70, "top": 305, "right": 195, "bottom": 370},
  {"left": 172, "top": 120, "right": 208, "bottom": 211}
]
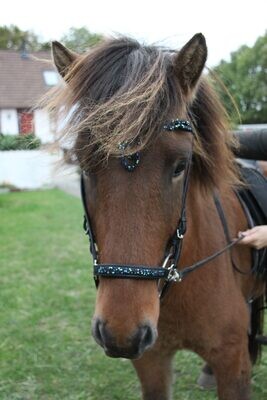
[{"left": 0, "top": 134, "right": 41, "bottom": 150}]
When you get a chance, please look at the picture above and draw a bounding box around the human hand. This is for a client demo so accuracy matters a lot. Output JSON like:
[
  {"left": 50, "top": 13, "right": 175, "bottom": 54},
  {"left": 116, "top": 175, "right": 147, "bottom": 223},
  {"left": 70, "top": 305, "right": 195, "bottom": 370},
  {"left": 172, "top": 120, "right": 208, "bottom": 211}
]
[{"left": 238, "top": 225, "right": 267, "bottom": 250}]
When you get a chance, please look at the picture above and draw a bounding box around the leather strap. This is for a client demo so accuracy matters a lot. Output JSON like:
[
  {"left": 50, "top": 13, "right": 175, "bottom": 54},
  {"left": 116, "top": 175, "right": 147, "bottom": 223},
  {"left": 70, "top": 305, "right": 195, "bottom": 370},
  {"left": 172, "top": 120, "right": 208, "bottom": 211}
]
[
  {"left": 94, "top": 264, "right": 169, "bottom": 280},
  {"left": 177, "top": 236, "right": 244, "bottom": 280},
  {"left": 81, "top": 172, "right": 98, "bottom": 263}
]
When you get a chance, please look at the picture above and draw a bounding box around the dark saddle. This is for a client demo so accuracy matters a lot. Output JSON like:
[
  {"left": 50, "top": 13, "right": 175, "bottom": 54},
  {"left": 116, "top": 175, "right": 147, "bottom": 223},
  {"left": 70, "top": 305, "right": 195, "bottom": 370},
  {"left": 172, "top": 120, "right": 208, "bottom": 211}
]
[{"left": 236, "top": 165, "right": 267, "bottom": 279}]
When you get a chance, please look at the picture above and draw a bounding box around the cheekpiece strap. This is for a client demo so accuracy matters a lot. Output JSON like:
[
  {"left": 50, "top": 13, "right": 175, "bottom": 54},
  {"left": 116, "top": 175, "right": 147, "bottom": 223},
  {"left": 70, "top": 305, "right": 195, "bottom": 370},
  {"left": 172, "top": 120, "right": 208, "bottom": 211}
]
[
  {"left": 81, "top": 172, "right": 98, "bottom": 263},
  {"left": 94, "top": 264, "right": 169, "bottom": 280}
]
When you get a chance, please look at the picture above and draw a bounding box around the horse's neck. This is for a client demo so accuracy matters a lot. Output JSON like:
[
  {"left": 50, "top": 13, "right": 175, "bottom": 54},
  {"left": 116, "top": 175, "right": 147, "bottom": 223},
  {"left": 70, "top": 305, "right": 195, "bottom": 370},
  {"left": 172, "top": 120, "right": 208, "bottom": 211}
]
[
  {"left": 187, "top": 187, "right": 215, "bottom": 233},
  {"left": 185, "top": 185, "right": 234, "bottom": 257}
]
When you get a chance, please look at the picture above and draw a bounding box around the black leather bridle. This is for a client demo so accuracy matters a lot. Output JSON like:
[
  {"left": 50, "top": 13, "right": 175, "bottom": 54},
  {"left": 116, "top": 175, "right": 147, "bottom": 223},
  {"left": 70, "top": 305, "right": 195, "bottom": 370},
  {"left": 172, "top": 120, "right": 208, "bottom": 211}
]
[{"left": 81, "top": 119, "right": 243, "bottom": 299}]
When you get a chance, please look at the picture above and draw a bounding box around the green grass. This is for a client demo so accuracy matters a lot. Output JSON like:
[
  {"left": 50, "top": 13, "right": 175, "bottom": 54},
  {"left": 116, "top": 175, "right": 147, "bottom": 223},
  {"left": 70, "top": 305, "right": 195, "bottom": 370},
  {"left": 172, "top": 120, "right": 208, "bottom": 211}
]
[{"left": 0, "top": 190, "right": 266, "bottom": 399}]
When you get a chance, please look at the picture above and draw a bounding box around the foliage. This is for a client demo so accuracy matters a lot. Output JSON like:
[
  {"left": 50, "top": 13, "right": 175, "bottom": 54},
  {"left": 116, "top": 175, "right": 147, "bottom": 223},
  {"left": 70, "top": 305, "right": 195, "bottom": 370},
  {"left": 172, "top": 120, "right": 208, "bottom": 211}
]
[
  {"left": 0, "top": 25, "right": 103, "bottom": 54},
  {"left": 60, "top": 26, "right": 103, "bottom": 53},
  {"left": 212, "top": 31, "right": 267, "bottom": 124},
  {"left": 0, "top": 134, "right": 41, "bottom": 151},
  {"left": 0, "top": 25, "right": 50, "bottom": 51},
  {"left": 0, "top": 190, "right": 266, "bottom": 399}
]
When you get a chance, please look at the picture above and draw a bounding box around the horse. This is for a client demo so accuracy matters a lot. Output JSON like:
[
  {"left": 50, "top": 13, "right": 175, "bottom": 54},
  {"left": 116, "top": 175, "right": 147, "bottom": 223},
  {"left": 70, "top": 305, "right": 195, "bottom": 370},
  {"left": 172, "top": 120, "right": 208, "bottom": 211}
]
[{"left": 49, "top": 33, "right": 266, "bottom": 400}]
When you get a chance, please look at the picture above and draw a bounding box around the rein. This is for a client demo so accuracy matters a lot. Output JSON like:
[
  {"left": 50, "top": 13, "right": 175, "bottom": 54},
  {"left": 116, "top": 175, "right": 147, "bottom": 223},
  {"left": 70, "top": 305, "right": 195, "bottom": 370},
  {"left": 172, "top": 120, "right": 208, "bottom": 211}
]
[{"left": 81, "top": 119, "right": 243, "bottom": 299}]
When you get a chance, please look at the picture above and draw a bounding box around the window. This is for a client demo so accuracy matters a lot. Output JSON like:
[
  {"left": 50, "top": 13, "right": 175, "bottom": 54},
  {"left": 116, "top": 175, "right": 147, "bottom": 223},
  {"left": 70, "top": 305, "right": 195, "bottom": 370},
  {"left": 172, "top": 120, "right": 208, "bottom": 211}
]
[{"left": 43, "top": 71, "right": 59, "bottom": 86}]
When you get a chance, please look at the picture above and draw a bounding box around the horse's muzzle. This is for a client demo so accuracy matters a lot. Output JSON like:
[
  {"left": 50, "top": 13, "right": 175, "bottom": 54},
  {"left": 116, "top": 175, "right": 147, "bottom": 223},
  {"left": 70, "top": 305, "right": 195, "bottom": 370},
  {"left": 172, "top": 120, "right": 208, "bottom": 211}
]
[{"left": 92, "top": 318, "right": 157, "bottom": 359}]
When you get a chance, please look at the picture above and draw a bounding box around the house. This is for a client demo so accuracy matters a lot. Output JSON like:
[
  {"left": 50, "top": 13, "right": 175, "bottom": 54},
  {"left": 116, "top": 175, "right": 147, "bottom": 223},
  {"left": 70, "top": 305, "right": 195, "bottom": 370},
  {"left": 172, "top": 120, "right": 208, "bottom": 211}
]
[{"left": 0, "top": 49, "right": 60, "bottom": 143}]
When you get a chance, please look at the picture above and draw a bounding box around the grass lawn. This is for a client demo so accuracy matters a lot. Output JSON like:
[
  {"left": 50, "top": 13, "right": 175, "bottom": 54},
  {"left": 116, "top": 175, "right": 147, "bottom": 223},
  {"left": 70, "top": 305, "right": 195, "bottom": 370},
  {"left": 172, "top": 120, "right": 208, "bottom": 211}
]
[{"left": 0, "top": 190, "right": 266, "bottom": 400}]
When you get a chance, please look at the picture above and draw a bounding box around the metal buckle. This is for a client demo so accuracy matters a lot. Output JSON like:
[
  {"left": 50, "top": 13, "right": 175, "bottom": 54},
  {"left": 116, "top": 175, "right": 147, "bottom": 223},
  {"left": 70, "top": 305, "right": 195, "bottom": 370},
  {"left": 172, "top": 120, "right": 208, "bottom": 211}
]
[
  {"left": 83, "top": 217, "right": 89, "bottom": 235},
  {"left": 176, "top": 229, "right": 184, "bottom": 239},
  {"left": 161, "top": 252, "right": 182, "bottom": 282},
  {"left": 167, "top": 264, "right": 182, "bottom": 282},
  {"left": 162, "top": 252, "right": 173, "bottom": 269}
]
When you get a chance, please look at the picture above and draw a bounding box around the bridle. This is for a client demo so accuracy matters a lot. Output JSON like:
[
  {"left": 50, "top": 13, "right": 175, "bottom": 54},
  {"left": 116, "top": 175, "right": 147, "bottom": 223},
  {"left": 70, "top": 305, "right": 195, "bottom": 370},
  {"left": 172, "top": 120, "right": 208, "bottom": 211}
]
[{"left": 81, "top": 119, "right": 243, "bottom": 299}]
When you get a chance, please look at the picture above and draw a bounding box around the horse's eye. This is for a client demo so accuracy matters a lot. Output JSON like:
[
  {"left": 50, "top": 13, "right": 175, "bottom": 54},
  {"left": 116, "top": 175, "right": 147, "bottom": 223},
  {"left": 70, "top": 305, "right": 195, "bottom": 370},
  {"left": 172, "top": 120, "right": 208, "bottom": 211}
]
[{"left": 173, "top": 160, "right": 187, "bottom": 178}]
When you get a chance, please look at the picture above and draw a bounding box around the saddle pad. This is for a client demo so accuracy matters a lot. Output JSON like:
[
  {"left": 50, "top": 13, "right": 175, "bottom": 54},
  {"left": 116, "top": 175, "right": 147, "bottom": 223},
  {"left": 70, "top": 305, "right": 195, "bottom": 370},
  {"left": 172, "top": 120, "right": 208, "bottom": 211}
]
[
  {"left": 238, "top": 166, "right": 267, "bottom": 279},
  {"left": 240, "top": 166, "right": 267, "bottom": 222}
]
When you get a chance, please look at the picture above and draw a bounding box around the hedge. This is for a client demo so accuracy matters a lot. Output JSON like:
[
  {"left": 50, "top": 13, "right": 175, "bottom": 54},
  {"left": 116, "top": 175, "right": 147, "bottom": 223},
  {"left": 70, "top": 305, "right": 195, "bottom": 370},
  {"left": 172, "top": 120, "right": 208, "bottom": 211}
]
[{"left": 0, "top": 134, "right": 41, "bottom": 151}]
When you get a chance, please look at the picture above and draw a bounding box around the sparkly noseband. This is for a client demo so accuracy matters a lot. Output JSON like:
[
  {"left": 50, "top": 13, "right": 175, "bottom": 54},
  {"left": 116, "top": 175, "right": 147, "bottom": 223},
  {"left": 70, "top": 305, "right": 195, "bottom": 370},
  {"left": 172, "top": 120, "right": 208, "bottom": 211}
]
[{"left": 94, "top": 265, "right": 168, "bottom": 279}]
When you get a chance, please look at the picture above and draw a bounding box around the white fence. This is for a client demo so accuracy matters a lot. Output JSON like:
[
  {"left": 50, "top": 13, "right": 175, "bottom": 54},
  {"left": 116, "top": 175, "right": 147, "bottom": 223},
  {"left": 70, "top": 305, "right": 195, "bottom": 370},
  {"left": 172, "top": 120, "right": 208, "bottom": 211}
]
[{"left": 0, "top": 150, "right": 63, "bottom": 189}]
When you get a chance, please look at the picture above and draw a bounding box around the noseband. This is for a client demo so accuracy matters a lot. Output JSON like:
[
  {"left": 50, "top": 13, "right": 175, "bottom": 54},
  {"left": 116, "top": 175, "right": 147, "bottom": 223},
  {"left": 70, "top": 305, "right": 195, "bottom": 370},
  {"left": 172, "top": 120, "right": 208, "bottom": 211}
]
[{"left": 81, "top": 119, "right": 243, "bottom": 299}]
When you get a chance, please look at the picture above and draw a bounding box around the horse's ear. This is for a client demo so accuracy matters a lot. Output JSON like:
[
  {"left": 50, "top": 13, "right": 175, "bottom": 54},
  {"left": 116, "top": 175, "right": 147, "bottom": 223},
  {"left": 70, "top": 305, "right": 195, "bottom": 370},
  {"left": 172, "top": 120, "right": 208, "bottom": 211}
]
[
  {"left": 174, "top": 33, "right": 207, "bottom": 93},
  {"left": 52, "top": 41, "right": 78, "bottom": 78}
]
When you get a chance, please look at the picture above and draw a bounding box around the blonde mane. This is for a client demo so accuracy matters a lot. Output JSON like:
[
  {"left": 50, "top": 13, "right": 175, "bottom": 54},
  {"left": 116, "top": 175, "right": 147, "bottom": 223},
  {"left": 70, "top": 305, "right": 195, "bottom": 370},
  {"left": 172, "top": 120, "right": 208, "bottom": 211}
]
[{"left": 45, "top": 36, "right": 239, "bottom": 189}]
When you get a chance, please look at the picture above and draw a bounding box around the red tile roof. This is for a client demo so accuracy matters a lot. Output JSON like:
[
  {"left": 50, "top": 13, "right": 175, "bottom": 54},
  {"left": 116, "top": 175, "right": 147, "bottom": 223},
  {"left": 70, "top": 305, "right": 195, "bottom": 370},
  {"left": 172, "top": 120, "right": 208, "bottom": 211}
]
[{"left": 0, "top": 50, "right": 59, "bottom": 108}]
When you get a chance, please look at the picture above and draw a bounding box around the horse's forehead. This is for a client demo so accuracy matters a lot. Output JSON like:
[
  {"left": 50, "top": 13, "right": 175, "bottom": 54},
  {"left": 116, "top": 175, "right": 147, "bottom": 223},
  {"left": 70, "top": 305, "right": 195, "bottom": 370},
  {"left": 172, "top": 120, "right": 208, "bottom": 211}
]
[
  {"left": 157, "top": 131, "right": 193, "bottom": 152},
  {"left": 138, "top": 132, "right": 193, "bottom": 167},
  {"left": 88, "top": 132, "right": 192, "bottom": 184}
]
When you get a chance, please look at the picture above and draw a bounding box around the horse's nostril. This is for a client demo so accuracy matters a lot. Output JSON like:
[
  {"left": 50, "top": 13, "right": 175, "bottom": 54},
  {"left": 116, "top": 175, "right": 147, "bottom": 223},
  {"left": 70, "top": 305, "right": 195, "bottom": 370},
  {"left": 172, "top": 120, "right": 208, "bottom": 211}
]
[
  {"left": 142, "top": 325, "right": 154, "bottom": 348},
  {"left": 134, "top": 324, "right": 157, "bottom": 352},
  {"left": 92, "top": 318, "right": 109, "bottom": 347},
  {"left": 92, "top": 318, "right": 157, "bottom": 358},
  {"left": 92, "top": 318, "right": 101, "bottom": 344}
]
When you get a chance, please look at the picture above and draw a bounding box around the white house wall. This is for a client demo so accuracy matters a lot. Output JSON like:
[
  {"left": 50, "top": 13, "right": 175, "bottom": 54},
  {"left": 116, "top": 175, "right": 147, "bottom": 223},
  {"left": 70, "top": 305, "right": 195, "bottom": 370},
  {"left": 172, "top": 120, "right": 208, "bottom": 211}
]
[
  {"left": 0, "top": 150, "right": 62, "bottom": 189},
  {"left": 34, "top": 109, "right": 54, "bottom": 143},
  {"left": 1, "top": 109, "right": 19, "bottom": 134}
]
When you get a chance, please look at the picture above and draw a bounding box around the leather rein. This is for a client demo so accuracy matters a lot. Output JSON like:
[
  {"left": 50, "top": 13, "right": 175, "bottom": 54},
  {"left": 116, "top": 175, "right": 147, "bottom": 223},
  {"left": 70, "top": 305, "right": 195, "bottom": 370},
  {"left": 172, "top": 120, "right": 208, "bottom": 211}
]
[{"left": 80, "top": 119, "right": 243, "bottom": 299}]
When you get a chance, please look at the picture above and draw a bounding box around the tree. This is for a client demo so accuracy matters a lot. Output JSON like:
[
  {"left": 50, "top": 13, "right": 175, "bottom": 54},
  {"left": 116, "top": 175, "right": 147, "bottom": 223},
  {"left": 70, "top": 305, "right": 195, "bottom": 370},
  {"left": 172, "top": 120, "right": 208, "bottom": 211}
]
[
  {"left": 60, "top": 27, "right": 103, "bottom": 53},
  {"left": 212, "top": 32, "right": 267, "bottom": 124},
  {"left": 0, "top": 25, "right": 50, "bottom": 51}
]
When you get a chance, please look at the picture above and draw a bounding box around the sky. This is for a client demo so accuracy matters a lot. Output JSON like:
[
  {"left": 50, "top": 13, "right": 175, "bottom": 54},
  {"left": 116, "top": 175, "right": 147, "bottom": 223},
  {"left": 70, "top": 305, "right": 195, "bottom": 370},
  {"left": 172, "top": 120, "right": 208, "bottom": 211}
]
[{"left": 0, "top": 0, "right": 266, "bottom": 66}]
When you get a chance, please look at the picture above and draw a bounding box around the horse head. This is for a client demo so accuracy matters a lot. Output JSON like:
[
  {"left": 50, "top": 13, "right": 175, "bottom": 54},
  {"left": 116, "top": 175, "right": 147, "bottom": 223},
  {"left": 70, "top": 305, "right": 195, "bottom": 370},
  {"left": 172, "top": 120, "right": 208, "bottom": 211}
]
[{"left": 51, "top": 33, "right": 234, "bottom": 359}]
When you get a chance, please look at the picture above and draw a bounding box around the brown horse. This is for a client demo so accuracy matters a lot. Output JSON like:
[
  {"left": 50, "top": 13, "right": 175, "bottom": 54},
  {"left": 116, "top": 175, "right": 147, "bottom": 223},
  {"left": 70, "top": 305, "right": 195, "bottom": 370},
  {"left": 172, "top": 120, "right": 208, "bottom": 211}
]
[{"left": 49, "top": 34, "right": 266, "bottom": 400}]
